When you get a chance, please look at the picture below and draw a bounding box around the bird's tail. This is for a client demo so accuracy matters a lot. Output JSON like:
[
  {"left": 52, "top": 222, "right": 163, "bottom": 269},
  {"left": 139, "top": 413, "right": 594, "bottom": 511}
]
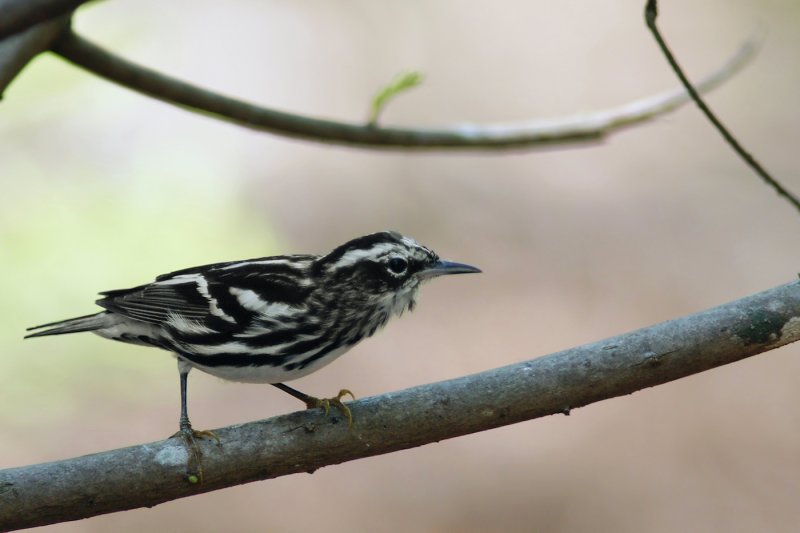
[{"left": 25, "top": 312, "right": 109, "bottom": 339}]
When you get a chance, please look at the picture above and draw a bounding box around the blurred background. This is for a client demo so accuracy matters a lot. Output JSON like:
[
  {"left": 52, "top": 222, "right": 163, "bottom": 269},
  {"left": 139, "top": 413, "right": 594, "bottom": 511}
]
[{"left": 2, "top": 0, "right": 800, "bottom": 531}]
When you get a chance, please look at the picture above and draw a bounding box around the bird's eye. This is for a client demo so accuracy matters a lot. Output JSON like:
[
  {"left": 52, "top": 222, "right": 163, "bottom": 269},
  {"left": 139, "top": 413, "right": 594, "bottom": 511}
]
[{"left": 387, "top": 257, "right": 408, "bottom": 274}]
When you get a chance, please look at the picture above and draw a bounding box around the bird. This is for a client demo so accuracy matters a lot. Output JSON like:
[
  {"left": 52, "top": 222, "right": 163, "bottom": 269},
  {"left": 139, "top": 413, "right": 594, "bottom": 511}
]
[{"left": 25, "top": 231, "right": 480, "bottom": 480}]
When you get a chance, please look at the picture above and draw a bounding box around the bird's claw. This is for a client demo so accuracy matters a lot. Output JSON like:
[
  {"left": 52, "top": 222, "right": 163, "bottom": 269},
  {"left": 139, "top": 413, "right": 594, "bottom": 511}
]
[
  {"left": 305, "top": 389, "right": 355, "bottom": 427},
  {"left": 190, "top": 428, "right": 220, "bottom": 444},
  {"left": 171, "top": 426, "right": 220, "bottom": 483}
]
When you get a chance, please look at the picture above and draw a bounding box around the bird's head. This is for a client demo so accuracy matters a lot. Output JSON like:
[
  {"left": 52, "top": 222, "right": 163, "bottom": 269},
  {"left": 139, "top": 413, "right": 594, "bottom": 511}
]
[{"left": 316, "top": 231, "right": 480, "bottom": 313}]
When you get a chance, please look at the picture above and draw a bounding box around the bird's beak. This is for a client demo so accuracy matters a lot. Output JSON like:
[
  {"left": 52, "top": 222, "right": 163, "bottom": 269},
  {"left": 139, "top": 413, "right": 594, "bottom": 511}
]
[{"left": 419, "top": 260, "right": 482, "bottom": 280}]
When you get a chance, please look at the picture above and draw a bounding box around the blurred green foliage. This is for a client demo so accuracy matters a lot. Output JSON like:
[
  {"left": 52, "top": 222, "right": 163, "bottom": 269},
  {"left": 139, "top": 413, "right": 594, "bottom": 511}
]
[{"left": 0, "top": 56, "right": 277, "bottom": 429}]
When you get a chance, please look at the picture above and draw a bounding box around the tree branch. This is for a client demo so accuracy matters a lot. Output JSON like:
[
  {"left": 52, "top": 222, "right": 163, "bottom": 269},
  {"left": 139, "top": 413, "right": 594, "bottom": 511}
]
[
  {"left": 644, "top": 0, "right": 800, "bottom": 215},
  {"left": 0, "top": 0, "right": 88, "bottom": 40},
  {"left": 2, "top": 280, "right": 800, "bottom": 530},
  {"left": 49, "top": 29, "right": 758, "bottom": 150},
  {"left": 0, "top": 13, "right": 69, "bottom": 96}
]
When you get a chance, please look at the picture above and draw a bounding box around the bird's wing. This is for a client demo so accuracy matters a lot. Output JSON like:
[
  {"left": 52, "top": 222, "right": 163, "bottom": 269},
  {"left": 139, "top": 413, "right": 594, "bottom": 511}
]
[
  {"left": 96, "top": 255, "right": 317, "bottom": 328},
  {"left": 96, "top": 275, "right": 218, "bottom": 326}
]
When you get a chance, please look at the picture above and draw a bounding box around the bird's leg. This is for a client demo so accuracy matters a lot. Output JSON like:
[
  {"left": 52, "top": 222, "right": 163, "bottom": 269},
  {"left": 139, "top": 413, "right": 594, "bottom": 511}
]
[
  {"left": 272, "top": 383, "right": 355, "bottom": 427},
  {"left": 172, "top": 366, "right": 219, "bottom": 483}
]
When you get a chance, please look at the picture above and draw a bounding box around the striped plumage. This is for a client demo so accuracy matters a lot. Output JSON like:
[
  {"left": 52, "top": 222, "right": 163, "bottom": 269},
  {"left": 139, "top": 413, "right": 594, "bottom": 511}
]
[{"left": 26, "top": 231, "right": 480, "bottom": 468}]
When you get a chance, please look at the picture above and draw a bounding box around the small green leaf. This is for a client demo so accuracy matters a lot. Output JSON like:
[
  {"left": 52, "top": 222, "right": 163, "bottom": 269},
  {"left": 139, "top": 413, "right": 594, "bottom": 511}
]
[{"left": 368, "top": 71, "right": 424, "bottom": 126}]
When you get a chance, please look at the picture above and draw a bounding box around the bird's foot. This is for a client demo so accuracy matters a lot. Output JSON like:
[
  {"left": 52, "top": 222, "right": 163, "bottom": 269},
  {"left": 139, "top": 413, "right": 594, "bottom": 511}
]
[
  {"left": 171, "top": 425, "right": 220, "bottom": 483},
  {"left": 304, "top": 389, "right": 355, "bottom": 427}
]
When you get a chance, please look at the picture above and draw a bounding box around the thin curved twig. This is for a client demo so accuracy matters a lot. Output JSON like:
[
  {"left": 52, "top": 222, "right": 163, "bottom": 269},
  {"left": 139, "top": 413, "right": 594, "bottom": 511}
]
[
  {"left": 50, "top": 29, "right": 758, "bottom": 150},
  {"left": 645, "top": 0, "right": 800, "bottom": 214},
  {"left": 2, "top": 279, "right": 800, "bottom": 530}
]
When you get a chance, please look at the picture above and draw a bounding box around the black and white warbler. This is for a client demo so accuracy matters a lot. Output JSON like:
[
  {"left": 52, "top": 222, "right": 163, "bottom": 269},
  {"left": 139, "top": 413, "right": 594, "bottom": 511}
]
[{"left": 26, "top": 231, "right": 480, "bottom": 473}]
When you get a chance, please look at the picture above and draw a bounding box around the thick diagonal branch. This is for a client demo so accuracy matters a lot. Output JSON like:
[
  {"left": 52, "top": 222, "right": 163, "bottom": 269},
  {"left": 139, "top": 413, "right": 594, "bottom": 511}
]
[
  {"left": 50, "top": 29, "right": 757, "bottom": 150},
  {"left": 2, "top": 280, "right": 800, "bottom": 531}
]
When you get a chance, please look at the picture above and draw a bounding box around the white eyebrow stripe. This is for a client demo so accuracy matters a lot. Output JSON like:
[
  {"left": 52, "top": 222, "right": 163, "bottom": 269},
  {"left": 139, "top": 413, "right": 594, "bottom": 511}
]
[
  {"left": 331, "top": 243, "right": 397, "bottom": 269},
  {"left": 400, "top": 236, "right": 420, "bottom": 248}
]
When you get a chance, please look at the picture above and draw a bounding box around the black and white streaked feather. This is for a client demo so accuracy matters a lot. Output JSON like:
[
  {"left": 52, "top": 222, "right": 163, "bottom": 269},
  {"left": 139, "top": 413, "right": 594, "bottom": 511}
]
[{"left": 26, "top": 231, "right": 480, "bottom": 384}]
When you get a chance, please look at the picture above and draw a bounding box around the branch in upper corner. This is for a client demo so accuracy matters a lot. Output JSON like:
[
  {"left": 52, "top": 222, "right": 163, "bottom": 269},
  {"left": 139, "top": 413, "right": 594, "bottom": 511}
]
[
  {"left": 0, "top": 14, "right": 69, "bottom": 96},
  {"left": 644, "top": 0, "right": 800, "bottom": 215},
  {"left": 0, "top": 0, "right": 90, "bottom": 40},
  {"left": 50, "top": 29, "right": 757, "bottom": 151},
  {"left": 2, "top": 279, "right": 800, "bottom": 530}
]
